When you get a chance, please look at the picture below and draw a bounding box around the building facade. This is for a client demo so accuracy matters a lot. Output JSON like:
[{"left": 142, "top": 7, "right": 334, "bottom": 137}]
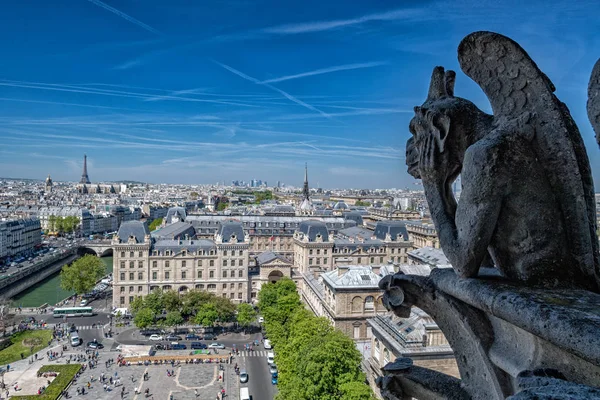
[
  {"left": 0, "top": 218, "right": 42, "bottom": 259},
  {"left": 112, "top": 221, "right": 251, "bottom": 308},
  {"left": 301, "top": 265, "right": 393, "bottom": 340}
]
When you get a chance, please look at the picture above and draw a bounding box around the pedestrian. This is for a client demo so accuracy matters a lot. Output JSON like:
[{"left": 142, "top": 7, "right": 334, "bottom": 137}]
[
  {"left": 103, "top": 384, "right": 107, "bottom": 392},
  {"left": 131, "top": 375, "right": 134, "bottom": 382},
  {"left": 195, "top": 389, "right": 198, "bottom": 397}
]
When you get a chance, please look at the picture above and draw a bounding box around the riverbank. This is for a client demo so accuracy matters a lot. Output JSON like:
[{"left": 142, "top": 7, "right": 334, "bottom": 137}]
[{"left": 11, "top": 257, "right": 113, "bottom": 308}]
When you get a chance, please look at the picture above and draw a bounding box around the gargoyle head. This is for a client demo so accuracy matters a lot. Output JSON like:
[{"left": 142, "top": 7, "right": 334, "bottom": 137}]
[{"left": 407, "top": 67, "right": 490, "bottom": 182}]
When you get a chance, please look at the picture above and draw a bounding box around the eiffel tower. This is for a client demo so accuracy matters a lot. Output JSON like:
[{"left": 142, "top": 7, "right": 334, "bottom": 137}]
[{"left": 80, "top": 154, "right": 91, "bottom": 184}]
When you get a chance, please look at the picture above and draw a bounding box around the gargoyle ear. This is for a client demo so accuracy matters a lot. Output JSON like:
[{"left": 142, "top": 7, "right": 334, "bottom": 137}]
[{"left": 432, "top": 114, "right": 451, "bottom": 152}]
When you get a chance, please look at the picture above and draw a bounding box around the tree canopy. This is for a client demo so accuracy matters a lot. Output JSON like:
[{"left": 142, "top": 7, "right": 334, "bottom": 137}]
[
  {"left": 258, "top": 278, "right": 374, "bottom": 400},
  {"left": 236, "top": 303, "right": 257, "bottom": 327},
  {"left": 133, "top": 308, "right": 155, "bottom": 329},
  {"left": 148, "top": 218, "right": 163, "bottom": 231},
  {"left": 129, "top": 289, "right": 238, "bottom": 328},
  {"left": 60, "top": 254, "right": 106, "bottom": 295}
]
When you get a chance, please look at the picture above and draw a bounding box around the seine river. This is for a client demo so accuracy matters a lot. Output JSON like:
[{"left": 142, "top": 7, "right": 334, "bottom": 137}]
[{"left": 11, "top": 256, "right": 113, "bottom": 308}]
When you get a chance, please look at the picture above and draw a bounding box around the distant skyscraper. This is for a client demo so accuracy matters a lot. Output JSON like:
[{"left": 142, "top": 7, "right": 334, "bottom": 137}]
[{"left": 80, "top": 154, "right": 91, "bottom": 184}]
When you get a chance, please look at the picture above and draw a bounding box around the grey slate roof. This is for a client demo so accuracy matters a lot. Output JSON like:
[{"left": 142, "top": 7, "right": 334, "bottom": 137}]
[
  {"left": 153, "top": 238, "right": 216, "bottom": 252},
  {"left": 298, "top": 220, "right": 329, "bottom": 242},
  {"left": 373, "top": 220, "right": 410, "bottom": 241},
  {"left": 322, "top": 265, "right": 395, "bottom": 289},
  {"left": 117, "top": 221, "right": 150, "bottom": 243},
  {"left": 256, "top": 251, "right": 291, "bottom": 265},
  {"left": 165, "top": 207, "right": 187, "bottom": 224},
  {"left": 344, "top": 211, "right": 364, "bottom": 226},
  {"left": 151, "top": 221, "right": 196, "bottom": 240},
  {"left": 218, "top": 220, "right": 245, "bottom": 243},
  {"left": 408, "top": 247, "right": 451, "bottom": 268}
]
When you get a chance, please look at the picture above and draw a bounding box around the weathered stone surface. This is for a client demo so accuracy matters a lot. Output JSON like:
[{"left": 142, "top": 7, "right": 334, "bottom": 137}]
[
  {"left": 380, "top": 269, "right": 600, "bottom": 399},
  {"left": 508, "top": 369, "right": 600, "bottom": 399},
  {"left": 377, "top": 357, "right": 470, "bottom": 400},
  {"left": 589, "top": 59, "right": 600, "bottom": 146},
  {"left": 407, "top": 31, "right": 599, "bottom": 292}
]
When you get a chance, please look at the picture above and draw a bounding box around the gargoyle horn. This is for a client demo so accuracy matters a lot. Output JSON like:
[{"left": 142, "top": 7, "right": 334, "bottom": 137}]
[{"left": 428, "top": 66, "right": 456, "bottom": 100}]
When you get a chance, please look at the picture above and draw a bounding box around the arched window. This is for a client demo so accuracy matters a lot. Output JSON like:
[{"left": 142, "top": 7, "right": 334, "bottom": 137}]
[
  {"left": 376, "top": 296, "right": 386, "bottom": 312},
  {"left": 383, "top": 348, "right": 390, "bottom": 365},
  {"left": 364, "top": 296, "right": 375, "bottom": 312},
  {"left": 351, "top": 296, "right": 363, "bottom": 313},
  {"left": 374, "top": 339, "right": 381, "bottom": 359}
]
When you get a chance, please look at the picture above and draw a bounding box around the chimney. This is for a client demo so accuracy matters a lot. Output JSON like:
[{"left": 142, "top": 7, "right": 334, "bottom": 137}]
[{"left": 337, "top": 265, "right": 349, "bottom": 276}]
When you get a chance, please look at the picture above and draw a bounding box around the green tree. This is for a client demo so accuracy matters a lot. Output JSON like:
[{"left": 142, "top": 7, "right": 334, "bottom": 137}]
[
  {"left": 48, "top": 215, "right": 56, "bottom": 233},
  {"left": 213, "top": 296, "right": 236, "bottom": 322},
  {"left": 144, "top": 289, "right": 164, "bottom": 315},
  {"left": 133, "top": 308, "right": 155, "bottom": 329},
  {"left": 148, "top": 218, "right": 163, "bottom": 231},
  {"left": 216, "top": 201, "right": 228, "bottom": 211},
  {"left": 236, "top": 303, "right": 257, "bottom": 327},
  {"left": 165, "top": 311, "right": 184, "bottom": 327},
  {"left": 354, "top": 200, "right": 371, "bottom": 207},
  {"left": 130, "top": 296, "right": 146, "bottom": 314},
  {"left": 339, "top": 381, "right": 376, "bottom": 400},
  {"left": 190, "top": 192, "right": 199, "bottom": 200},
  {"left": 55, "top": 216, "right": 64, "bottom": 234},
  {"left": 60, "top": 254, "right": 106, "bottom": 295},
  {"left": 194, "top": 303, "right": 219, "bottom": 326},
  {"left": 162, "top": 290, "right": 182, "bottom": 312},
  {"left": 181, "top": 290, "right": 213, "bottom": 316}
]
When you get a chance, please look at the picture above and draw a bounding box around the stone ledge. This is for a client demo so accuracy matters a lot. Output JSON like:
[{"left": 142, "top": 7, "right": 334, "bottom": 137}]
[{"left": 431, "top": 268, "right": 600, "bottom": 366}]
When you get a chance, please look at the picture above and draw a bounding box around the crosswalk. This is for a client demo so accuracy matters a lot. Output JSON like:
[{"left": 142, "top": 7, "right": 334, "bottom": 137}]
[
  {"left": 48, "top": 324, "right": 104, "bottom": 330},
  {"left": 236, "top": 350, "right": 270, "bottom": 358}
]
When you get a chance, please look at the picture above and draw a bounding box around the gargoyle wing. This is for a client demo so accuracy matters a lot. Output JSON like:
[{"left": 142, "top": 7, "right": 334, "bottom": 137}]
[
  {"left": 588, "top": 59, "right": 600, "bottom": 146},
  {"left": 458, "top": 31, "right": 600, "bottom": 291}
]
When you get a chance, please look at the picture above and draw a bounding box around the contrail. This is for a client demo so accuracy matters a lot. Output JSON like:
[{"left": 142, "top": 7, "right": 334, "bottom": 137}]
[{"left": 86, "top": 0, "right": 162, "bottom": 35}]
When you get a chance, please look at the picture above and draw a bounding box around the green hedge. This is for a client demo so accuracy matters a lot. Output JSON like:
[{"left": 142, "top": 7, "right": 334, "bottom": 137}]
[{"left": 12, "top": 364, "right": 81, "bottom": 400}]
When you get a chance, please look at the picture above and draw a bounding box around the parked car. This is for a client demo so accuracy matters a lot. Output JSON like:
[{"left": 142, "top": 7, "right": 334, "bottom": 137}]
[
  {"left": 203, "top": 334, "right": 217, "bottom": 341},
  {"left": 269, "top": 365, "right": 278, "bottom": 375},
  {"left": 271, "top": 373, "right": 278, "bottom": 385},
  {"left": 208, "top": 343, "right": 225, "bottom": 349},
  {"left": 154, "top": 344, "right": 166, "bottom": 350},
  {"left": 166, "top": 335, "right": 182, "bottom": 341},
  {"left": 87, "top": 341, "right": 104, "bottom": 350},
  {"left": 185, "top": 333, "right": 200, "bottom": 340},
  {"left": 267, "top": 352, "right": 275, "bottom": 365},
  {"left": 141, "top": 329, "right": 164, "bottom": 336},
  {"left": 258, "top": 317, "right": 264, "bottom": 323},
  {"left": 239, "top": 370, "right": 249, "bottom": 383},
  {"left": 191, "top": 342, "right": 208, "bottom": 349},
  {"left": 149, "top": 334, "right": 164, "bottom": 341},
  {"left": 264, "top": 339, "right": 272, "bottom": 349},
  {"left": 170, "top": 343, "right": 187, "bottom": 350},
  {"left": 80, "top": 299, "right": 88, "bottom": 307}
]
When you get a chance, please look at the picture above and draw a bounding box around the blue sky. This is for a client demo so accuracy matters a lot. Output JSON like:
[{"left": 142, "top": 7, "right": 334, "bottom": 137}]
[{"left": 0, "top": 0, "right": 599, "bottom": 189}]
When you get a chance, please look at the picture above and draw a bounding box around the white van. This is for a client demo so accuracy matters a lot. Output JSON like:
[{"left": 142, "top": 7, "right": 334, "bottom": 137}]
[
  {"left": 264, "top": 339, "right": 272, "bottom": 349},
  {"left": 70, "top": 333, "right": 81, "bottom": 346},
  {"left": 267, "top": 351, "right": 275, "bottom": 365},
  {"left": 240, "top": 387, "right": 250, "bottom": 400}
]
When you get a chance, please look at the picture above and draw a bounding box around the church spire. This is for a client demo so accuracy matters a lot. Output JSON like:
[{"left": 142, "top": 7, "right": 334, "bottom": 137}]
[
  {"left": 302, "top": 163, "right": 310, "bottom": 201},
  {"left": 80, "top": 154, "right": 91, "bottom": 184}
]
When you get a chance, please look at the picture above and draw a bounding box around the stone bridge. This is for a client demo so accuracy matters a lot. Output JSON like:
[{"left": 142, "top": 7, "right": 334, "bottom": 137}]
[{"left": 78, "top": 240, "right": 114, "bottom": 257}]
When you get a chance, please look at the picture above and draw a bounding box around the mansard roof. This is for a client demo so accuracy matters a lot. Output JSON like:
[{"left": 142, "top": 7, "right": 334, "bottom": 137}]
[
  {"left": 298, "top": 220, "right": 329, "bottom": 242},
  {"left": 117, "top": 221, "right": 150, "bottom": 243},
  {"left": 217, "top": 220, "right": 245, "bottom": 243},
  {"left": 373, "top": 220, "right": 410, "bottom": 241}
]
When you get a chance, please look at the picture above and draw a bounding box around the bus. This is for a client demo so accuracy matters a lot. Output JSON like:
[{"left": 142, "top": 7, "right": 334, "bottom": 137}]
[{"left": 53, "top": 307, "right": 94, "bottom": 318}]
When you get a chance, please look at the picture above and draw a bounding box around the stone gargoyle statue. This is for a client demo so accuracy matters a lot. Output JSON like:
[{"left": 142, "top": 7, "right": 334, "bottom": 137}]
[
  {"left": 405, "top": 31, "right": 599, "bottom": 292},
  {"left": 589, "top": 59, "right": 600, "bottom": 146},
  {"left": 379, "top": 32, "right": 600, "bottom": 400}
]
